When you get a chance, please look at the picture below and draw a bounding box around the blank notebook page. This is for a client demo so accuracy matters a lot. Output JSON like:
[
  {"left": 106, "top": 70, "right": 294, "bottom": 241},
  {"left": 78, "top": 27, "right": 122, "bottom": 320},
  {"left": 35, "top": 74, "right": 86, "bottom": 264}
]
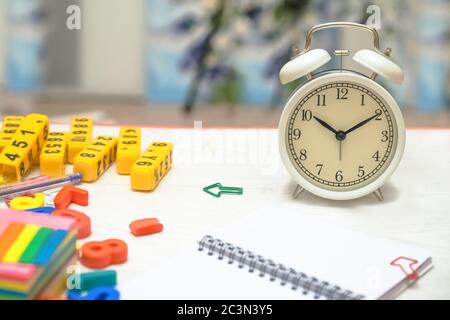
[{"left": 122, "top": 208, "right": 432, "bottom": 300}]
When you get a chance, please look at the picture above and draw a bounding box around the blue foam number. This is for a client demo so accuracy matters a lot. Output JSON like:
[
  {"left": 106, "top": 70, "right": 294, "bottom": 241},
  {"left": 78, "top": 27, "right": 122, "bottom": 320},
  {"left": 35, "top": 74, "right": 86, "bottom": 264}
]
[
  {"left": 68, "top": 286, "right": 120, "bottom": 300},
  {"left": 26, "top": 206, "right": 55, "bottom": 214}
]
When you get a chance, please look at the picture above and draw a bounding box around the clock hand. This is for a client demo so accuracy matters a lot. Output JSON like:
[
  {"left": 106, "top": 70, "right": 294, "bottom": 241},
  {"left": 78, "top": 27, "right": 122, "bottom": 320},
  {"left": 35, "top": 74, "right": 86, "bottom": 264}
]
[
  {"left": 313, "top": 116, "right": 338, "bottom": 134},
  {"left": 344, "top": 114, "right": 378, "bottom": 135}
]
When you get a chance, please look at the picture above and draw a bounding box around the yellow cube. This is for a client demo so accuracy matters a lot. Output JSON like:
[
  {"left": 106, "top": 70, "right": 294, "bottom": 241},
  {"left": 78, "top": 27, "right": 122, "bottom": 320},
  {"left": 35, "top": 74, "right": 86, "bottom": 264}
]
[
  {"left": 130, "top": 142, "right": 173, "bottom": 191},
  {"left": 116, "top": 127, "right": 141, "bottom": 175},
  {"left": 0, "top": 116, "right": 24, "bottom": 152},
  {"left": 40, "top": 132, "right": 68, "bottom": 177},
  {"left": 67, "top": 116, "right": 93, "bottom": 163},
  {"left": 144, "top": 142, "right": 173, "bottom": 176},
  {"left": 0, "top": 113, "right": 48, "bottom": 182},
  {"left": 73, "top": 136, "right": 117, "bottom": 182},
  {"left": 27, "top": 113, "right": 49, "bottom": 164}
]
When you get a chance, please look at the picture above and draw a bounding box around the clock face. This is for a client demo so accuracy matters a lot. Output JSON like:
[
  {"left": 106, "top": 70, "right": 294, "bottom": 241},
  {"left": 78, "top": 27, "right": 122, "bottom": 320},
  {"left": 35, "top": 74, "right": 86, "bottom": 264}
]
[{"left": 284, "top": 79, "right": 398, "bottom": 192}]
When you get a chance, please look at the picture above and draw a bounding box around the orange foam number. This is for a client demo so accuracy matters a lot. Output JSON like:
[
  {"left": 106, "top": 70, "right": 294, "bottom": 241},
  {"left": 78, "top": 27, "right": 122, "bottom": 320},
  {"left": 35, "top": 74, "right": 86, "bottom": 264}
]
[
  {"left": 54, "top": 186, "right": 89, "bottom": 209},
  {"left": 129, "top": 218, "right": 163, "bottom": 237},
  {"left": 80, "top": 239, "right": 127, "bottom": 269},
  {"left": 52, "top": 209, "right": 91, "bottom": 239}
]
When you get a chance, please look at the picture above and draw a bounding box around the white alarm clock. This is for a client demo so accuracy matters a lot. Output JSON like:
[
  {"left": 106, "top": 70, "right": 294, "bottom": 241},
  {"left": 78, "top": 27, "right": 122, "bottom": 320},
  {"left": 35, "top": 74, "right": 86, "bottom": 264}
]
[{"left": 278, "top": 22, "right": 405, "bottom": 201}]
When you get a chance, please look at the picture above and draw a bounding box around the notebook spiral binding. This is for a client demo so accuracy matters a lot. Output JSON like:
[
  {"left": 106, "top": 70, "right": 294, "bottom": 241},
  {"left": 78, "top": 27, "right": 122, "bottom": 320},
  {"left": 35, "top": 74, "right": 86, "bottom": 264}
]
[{"left": 198, "top": 235, "right": 365, "bottom": 300}]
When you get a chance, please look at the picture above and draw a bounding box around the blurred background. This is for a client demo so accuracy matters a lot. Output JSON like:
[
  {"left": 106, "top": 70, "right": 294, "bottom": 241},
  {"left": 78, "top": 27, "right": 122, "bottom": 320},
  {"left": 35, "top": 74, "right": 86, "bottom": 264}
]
[{"left": 0, "top": 0, "right": 449, "bottom": 128}]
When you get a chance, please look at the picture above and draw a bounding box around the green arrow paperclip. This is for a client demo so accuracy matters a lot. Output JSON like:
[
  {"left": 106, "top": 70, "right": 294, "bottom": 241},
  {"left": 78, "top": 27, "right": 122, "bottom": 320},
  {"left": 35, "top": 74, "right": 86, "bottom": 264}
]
[{"left": 203, "top": 182, "right": 243, "bottom": 198}]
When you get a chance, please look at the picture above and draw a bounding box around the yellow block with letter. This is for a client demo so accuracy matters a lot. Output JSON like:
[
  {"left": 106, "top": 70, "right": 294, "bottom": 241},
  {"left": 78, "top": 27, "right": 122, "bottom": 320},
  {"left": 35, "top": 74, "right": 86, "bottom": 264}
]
[
  {"left": 0, "top": 113, "right": 49, "bottom": 182},
  {"left": 73, "top": 136, "right": 117, "bottom": 182},
  {"left": 40, "top": 132, "right": 69, "bottom": 177},
  {"left": 0, "top": 116, "right": 24, "bottom": 152},
  {"left": 116, "top": 127, "right": 141, "bottom": 175},
  {"left": 67, "top": 116, "right": 93, "bottom": 163},
  {"left": 130, "top": 142, "right": 173, "bottom": 191}
]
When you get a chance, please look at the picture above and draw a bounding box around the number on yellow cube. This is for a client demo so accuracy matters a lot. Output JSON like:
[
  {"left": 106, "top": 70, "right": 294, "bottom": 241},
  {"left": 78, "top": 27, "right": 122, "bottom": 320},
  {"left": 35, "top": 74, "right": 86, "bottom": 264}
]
[
  {"left": 67, "top": 117, "right": 93, "bottom": 163},
  {"left": 146, "top": 142, "right": 173, "bottom": 176},
  {"left": 0, "top": 116, "right": 24, "bottom": 152},
  {"left": 116, "top": 127, "right": 141, "bottom": 175},
  {"left": 0, "top": 113, "right": 49, "bottom": 182},
  {"left": 130, "top": 142, "right": 173, "bottom": 191},
  {"left": 73, "top": 136, "right": 117, "bottom": 182},
  {"left": 40, "top": 132, "right": 69, "bottom": 177},
  {"left": 28, "top": 113, "right": 49, "bottom": 164}
]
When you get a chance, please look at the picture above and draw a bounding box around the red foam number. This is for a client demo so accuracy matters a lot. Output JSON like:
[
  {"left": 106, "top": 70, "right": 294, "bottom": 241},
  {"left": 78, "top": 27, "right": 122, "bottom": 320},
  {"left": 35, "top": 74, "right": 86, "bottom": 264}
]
[
  {"left": 54, "top": 186, "right": 89, "bottom": 209},
  {"left": 52, "top": 208, "right": 91, "bottom": 239},
  {"left": 80, "top": 239, "right": 128, "bottom": 269},
  {"left": 129, "top": 218, "right": 163, "bottom": 237}
]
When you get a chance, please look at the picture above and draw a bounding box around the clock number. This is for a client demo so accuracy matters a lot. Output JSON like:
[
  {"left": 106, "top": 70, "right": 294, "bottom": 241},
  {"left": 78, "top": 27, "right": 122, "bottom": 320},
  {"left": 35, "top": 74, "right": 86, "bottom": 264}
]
[
  {"left": 299, "top": 149, "right": 307, "bottom": 161},
  {"left": 336, "top": 88, "right": 348, "bottom": 100},
  {"left": 372, "top": 150, "right": 380, "bottom": 162},
  {"left": 381, "top": 130, "right": 388, "bottom": 142},
  {"left": 301, "top": 109, "right": 312, "bottom": 121},
  {"left": 335, "top": 170, "right": 343, "bottom": 182},
  {"left": 292, "top": 128, "right": 301, "bottom": 140},
  {"left": 357, "top": 165, "right": 365, "bottom": 177},
  {"left": 375, "top": 109, "right": 382, "bottom": 120},
  {"left": 316, "top": 94, "right": 326, "bottom": 106},
  {"left": 316, "top": 164, "right": 323, "bottom": 175},
  {"left": 361, "top": 94, "right": 365, "bottom": 106}
]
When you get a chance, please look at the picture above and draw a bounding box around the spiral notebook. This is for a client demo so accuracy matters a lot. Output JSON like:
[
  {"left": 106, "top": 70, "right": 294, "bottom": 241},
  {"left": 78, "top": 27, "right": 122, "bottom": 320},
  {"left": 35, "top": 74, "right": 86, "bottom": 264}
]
[{"left": 122, "top": 209, "right": 432, "bottom": 300}]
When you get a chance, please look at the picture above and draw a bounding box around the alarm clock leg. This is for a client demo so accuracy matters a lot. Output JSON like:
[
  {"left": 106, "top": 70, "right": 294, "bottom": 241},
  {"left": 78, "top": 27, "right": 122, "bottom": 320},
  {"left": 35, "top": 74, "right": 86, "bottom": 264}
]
[
  {"left": 292, "top": 184, "right": 305, "bottom": 199},
  {"left": 372, "top": 188, "right": 384, "bottom": 202}
]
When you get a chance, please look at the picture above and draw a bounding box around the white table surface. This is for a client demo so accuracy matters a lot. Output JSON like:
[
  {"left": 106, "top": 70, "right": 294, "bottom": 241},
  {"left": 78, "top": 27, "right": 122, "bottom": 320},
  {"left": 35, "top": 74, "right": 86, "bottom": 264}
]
[{"left": 3, "top": 125, "right": 450, "bottom": 300}]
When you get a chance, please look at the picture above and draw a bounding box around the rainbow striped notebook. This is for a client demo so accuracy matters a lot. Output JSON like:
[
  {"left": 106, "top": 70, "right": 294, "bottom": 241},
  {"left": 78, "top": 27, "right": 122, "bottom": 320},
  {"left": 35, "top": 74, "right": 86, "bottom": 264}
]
[{"left": 0, "top": 209, "right": 77, "bottom": 299}]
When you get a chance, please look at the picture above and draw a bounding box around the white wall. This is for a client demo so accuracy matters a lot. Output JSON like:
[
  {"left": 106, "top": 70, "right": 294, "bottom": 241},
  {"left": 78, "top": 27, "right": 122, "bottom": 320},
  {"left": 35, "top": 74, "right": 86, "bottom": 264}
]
[{"left": 80, "top": 0, "right": 144, "bottom": 95}]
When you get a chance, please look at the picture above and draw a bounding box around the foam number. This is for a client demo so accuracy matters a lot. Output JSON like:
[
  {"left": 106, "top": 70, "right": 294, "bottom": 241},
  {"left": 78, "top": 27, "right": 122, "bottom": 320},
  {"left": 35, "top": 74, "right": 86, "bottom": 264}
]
[
  {"left": 0, "top": 113, "right": 49, "bottom": 182},
  {"left": 0, "top": 116, "right": 24, "bottom": 152},
  {"left": 68, "top": 286, "right": 120, "bottom": 300},
  {"left": 52, "top": 208, "right": 91, "bottom": 239},
  {"left": 73, "top": 136, "right": 118, "bottom": 182},
  {"left": 80, "top": 239, "right": 127, "bottom": 269},
  {"left": 39, "top": 132, "right": 69, "bottom": 177},
  {"left": 10, "top": 193, "right": 46, "bottom": 210},
  {"left": 26, "top": 206, "right": 55, "bottom": 214},
  {"left": 67, "top": 117, "right": 93, "bottom": 163},
  {"left": 76, "top": 270, "right": 117, "bottom": 292},
  {"left": 54, "top": 185, "right": 89, "bottom": 209},
  {"left": 116, "top": 127, "right": 141, "bottom": 175},
  {"left": 130, "top": 142, "right": 173, "bottom": 191}
]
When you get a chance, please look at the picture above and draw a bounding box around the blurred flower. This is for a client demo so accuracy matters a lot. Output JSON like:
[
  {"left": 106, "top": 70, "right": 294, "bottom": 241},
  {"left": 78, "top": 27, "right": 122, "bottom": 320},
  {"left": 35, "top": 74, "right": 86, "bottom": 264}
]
[
  {"left": 231, "top": 16, "right": 251, "bottom": 40},
  {"left": 203, "top": 64, "right": 229, "bottom": 82},
  {"left": 179, "top": 35, "right": 209, "bottom": 71},
  {"left": 264, "top": 47, "right": 291, "bottom": 79},
  {"left": 201, "top": 0, "right": 221, "bottom": 12},
  {"left": 243, "top": 4, "right": 263, "bottom": 25},
  {"left": 213, "top": 32, "right": 233, "bottom": 51},
  {"left": 172, "top": 14, "right": 198, "bottom": 33}
]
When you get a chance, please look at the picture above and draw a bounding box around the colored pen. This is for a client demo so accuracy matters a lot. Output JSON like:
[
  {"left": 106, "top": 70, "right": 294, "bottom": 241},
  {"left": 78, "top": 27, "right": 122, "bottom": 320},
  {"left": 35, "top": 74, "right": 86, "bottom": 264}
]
[{"left": 0, "top": 173, "right": 82, "bottom": 198}]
